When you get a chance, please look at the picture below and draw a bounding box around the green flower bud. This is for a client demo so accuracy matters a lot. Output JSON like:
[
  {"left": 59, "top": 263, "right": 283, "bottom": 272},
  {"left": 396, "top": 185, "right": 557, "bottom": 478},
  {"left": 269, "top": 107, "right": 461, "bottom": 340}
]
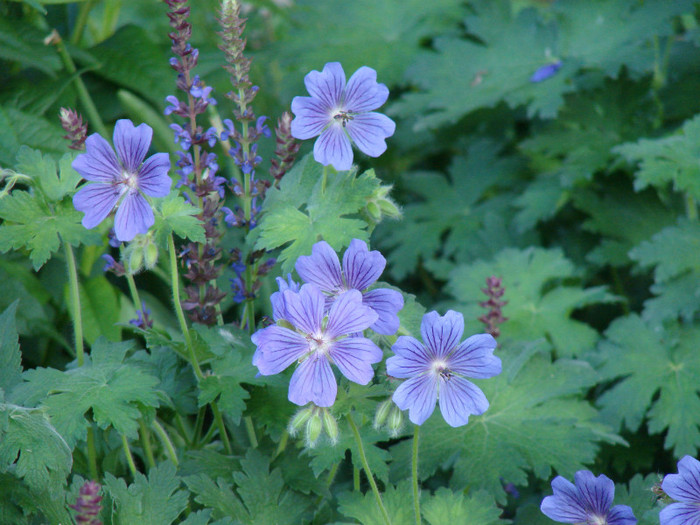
[
  {"left": 374, "top": 399, "right": 393, "bottom": 430},
  {"left": 127, "top": 245, "right": 144, "bottom": 274},
  {"left": 387, "top": 405, "right": 404, "bottom": 437},
  {"left": 366, "top": 201, "right": 382, "bottom": 222},
  {"left": 305, "top": 412, "right": 323, "bottom": 448},
  {"left": 288, "top": 407, "right": 314, "bottom": 437},
  {"left": 144, "top": 241, "right": 159, "bottom": 270},
  {"left": 322, "top": 408, "right": 339, "bottom": 445}
]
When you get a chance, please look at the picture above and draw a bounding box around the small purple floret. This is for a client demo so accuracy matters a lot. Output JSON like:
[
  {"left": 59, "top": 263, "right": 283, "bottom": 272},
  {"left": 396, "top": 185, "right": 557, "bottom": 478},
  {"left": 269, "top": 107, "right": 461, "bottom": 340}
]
[
  {"left": 541, "top": 470, "right": 637, "bottom": 525},
  {"left": 72, "top": 120, "right": 172, "bottom": 242},
  {"left": 295, "top": 239, "right": 404, "bottom": 335},
  {"left": 291, "top": 62, "right": 396, "bottom": 171},
  {"left": 660, "top": 455, "right": 700, "bottom": 525},
  {"left": 386, "top": 310, "right": 501, "bottom": 427},
  {"left": 530, "top": 61, "right": 562, "bottom": 83}
]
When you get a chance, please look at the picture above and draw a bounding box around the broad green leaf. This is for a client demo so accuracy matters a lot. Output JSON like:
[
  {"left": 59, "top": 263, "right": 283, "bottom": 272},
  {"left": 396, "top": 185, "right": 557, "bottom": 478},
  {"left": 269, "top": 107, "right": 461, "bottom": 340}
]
[
  {"left": 0, "top": 106, "right": 66, "bottom": 166},
  {"left": 0, "top": 302, "right": 22, "bottom": 394},
  {"left": 0, "top": 18, "right": 59, "bottom": 74},
  {"left": 597, "top": 315, "right": 700, "bottom": 458},
  {"left": 66, "top": 275, "right": 122, "bottom": 345},
  {"left": 184, "top": 474, "right": 248, "bottom": 521},
  {"left": 422, "top": 488, "right": 504, "bottom": 525},
  {"left": 336, "top": 480, "right": 418, "bottom": 525},
  {"left": 153, "top": 193, "right": 205, "bottom": 245},
  {"left": 613, "top": 474, "right": 660, "bottom": 525},
  {"left": 256, "top": 154, "right": 380, "bottom": 273},
  {"left": 105, "top": 463, "right": 188, "bottom": 525},
  {"left": 14, "top": 148, "right": 81, "bottom": 202}
]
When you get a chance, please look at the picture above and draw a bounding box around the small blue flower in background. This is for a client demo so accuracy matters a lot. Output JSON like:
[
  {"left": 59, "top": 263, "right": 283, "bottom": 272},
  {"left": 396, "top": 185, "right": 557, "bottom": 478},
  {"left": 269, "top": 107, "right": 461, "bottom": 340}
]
[
  {"left": 295, "top": 239, "right": 404, "bottom": 335},
  {"left": 291, "top": 62, "right": 396, "bottom": 171},
  {"left": 541, "top": 470, "right": 636, "bottom": 525},
  {"left": 660, "top": 455, "right": 700, "bottom": 525},
  {"left": 530, "top": 60, "right": 562, "bottom": 83},
  {"left": 72, "top": 119, "right": 172, "bottom": 242},
  {"left": 251, "top": 283, "right": 382, "bottom": 407},
  {"left": 386, "top": 310, "right": 500, "bottom": 427}
]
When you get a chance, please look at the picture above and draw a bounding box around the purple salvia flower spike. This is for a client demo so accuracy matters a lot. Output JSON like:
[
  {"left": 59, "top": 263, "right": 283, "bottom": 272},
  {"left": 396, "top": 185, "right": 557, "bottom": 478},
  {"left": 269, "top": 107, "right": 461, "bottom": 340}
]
[{"left": 660, "top": 455, "right": 700, "bottom": 525}]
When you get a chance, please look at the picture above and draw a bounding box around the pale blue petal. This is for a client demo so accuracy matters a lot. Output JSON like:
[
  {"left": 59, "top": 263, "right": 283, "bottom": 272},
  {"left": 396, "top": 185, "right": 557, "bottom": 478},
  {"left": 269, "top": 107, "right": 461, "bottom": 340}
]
[
  {"left": 574, "top": 471, "right": 614, "bottom": 518},
  {"left": 314, "top": 124, "right": 353, "bottom": 171},
  {"left": 73, "top": 183, "right": 122, "bottom": 229},
  {"left": 137, "top": 153, "right": 172, "bottom": 197},
  {"left": 660, "top": 502, "right": 700, "bottom": 525},
  {"left": 386, "top": 336, "right": 430, "bottom": 378},
  {"left": 114, "top": 191, "right": 154, "bottom": 241},
  {"left": 663, "top": 456, "right": 700, "bottom": 503},
  {"left": 252, "top": 325, "right": 308, "bottom": 375},
  {"left": 295, "top": 241, "right": 343, "bottom": 293},
  {"left": 392, "top": 374, "right": 438, "bottom": 426},
  {"left": 540, "top": 476, "right": 588, "bottom": 523},
  {"left": 330, "top": 337, "right": 382, "bottom": 384},
  {"left": 342, "top": 239, "right": 385, "bottom": 291},
  {"left": 346, "top": 112, "right": 395, "bottom": 158},
  {"left": 363, "top": 288, "right": 403, "bottom": 335},
  {"left": 304, "top": 62, "right": 345, "bottom": 110},
  {"left": 438, "top": 376, "right": 489, "bottom": 427},
  {"left": 72, "top": 133, "right": 121, "bottom": 182},
  {"left": 325, "top": 290, "right": 377, "bottom": 338},
  {"left": 291, "top": 96, "right": 331, "bottom": 139},
  {"left": 420, "top": 310, "right": 464, "bottom": 358},
  {"left": 449, "top": 334, "right": 501, "bottom": 379},
  {"left": 288, "top": 355, "right": 337, "bottom": 407},
  {"left": 282, "top": 284, "right": 325, "bottom": 335},
  {"left": 114, "top": 120, "right": 152, "bottom": 173},
  {"left": 343, "top": 66, "right": 389, "bottom": 112}
]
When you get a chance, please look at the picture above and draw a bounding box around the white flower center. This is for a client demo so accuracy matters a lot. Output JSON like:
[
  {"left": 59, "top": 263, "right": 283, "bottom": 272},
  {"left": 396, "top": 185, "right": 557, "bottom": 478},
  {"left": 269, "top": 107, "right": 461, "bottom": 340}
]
[
  {"left": 121, "top": 170, "right": 139, "bottom": 191},
  {"left": 432, "top": 359, "right": 453, "bottom": 380},
  {"left": 308, "top": 333, "right": 332, "bottom": 356},
  {"left": 590, "top": 516, "right": 607, "bottom": 525},
  {"left": 332, "top": 110, "right": 354, "bottom": 128}
]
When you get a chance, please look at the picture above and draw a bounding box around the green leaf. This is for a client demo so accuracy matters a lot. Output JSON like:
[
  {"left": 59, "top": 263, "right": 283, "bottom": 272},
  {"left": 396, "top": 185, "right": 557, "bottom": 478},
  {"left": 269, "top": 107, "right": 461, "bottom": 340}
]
[
  {"left": 15, "top": 148, "right": 81, "bottom": 202},
  {"left": 0, "top": 106, "right": 66, "bottom": 166},
  {"left": 447, "top": 247, "right": 616, "bottom": 357},
  {"left": 336, "top": 480, "right": 416, "bottom": 525},
  {"left": 184, "top": 474, "right": 248, "bottom": 521},
  {"left": 0, "top": 301, "right": 22, "bottom": 394},
  {"left": 615, "top": 114, "right": 700, "bottom": 200},
  {"left": 13, "top": 338, "right": 160, "bottom": 447},
  {"left": 597, "top": 315, "right": 700, "bottom": 458},
  {"left": 422, "top": 488, "right": 505, "bottom": 525},
  {"left": 104, "top": 463, "right": 188, "bottom": 525},
  {"left": 0, "top": 18, "right": 58, "bottom": 74},
  {"left": 153, "top": 193, "right": 205, "bottom": 245},
  {"left": 613, "top": 474, "right": 660, "bottom": 525},
  {"left": 0, "top": 404, "right": 72, "bottom": 496},
  {"left": 67, "top": 275, "right": 122, "bottom": 345},
  {"left": 256, "top": 154, "right": 380, "bottom": 273},
  {"left": 389, "top": 339, "right": 619, "bottom": 503}
]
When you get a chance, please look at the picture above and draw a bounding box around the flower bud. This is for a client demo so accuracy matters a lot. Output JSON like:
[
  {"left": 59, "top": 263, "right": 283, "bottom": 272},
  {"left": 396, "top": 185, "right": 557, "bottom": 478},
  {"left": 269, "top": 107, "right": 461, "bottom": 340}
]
[
  {"left": 127, "top": 245, "right": 144, "bottom": 274},
  {"left": 288, "top": 406, "right": 314, "bottom": 437},
  {"left": 373, "top": 399, "right": 393, "bottom": 430},
  {"left": 387, "top": 405, "right": 404, "bottom": 437},
  {"left": 321, "top": 408, "right": 339, "bottom": 445},
  {"left": 144, "top": 240, "right": 159, "bottom": 270},
  {"left": 305, "top": 412, "right": 323, "bottom": 448}
]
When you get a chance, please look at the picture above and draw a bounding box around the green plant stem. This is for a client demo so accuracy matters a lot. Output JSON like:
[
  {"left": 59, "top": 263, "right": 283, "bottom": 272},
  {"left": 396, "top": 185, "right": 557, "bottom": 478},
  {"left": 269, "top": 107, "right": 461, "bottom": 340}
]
[
  {"left": 69, "top": 0, "right": 97, "bottom": 45},
  {"left": 412, "top": 424, "right": 421, "bottom": 525},
  {"left": 139, "top": 419, "right": 156, "bottom": 470},
  {"left": 125, "top": 272, "right": 142, "bottom": 311},
  {"left": 347, "top": 413, "right": 392, "bottom": 525},
  {"left": 273, "top": 430, "right": 288, "bottom": 459},
  {"left": 121, "top": 435, "right": 138, "bottom": 477},
  {"left": 353, "top": 466, "right": 360, "bottom": 492},
  {"left": 321, "top": 165, "right": 329, "bottom": 194},
  {"left": 153, "top": 419, "right": 179, "bottom": 467},
  {"left": 64, "top": 244, "right": 84, "bottom": 366},
  {"left": 686, "top": 193, "right": 698, "bottom": 221},
  {"left": 244, "top": 416, "right": 258, "bottom": 448},
  {"left": 86, "top": 426, "right": 99, "bottom": 481},
  {"left": 210, "top": 403, "right": 233, "bottom": 455},
  {"left": 192, "top": 407, "right": 205, "bottom": 446},
  {"left": 52, "top": 31, "right": 108, "bottom": 138}
]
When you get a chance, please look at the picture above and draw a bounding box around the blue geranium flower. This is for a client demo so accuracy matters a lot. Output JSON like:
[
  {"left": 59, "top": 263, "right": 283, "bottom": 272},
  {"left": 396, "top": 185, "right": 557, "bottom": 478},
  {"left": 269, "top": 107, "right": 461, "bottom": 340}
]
[
  {"left": 386, "top": 310, "right": 501, "bottom": 427},
  {"left": 251, "top": 284, "right": 382, "bottom": 407},
  {"left": 541, "top": 470, "right": 636, "bottom": 525},
  {"left": 660, "top": 455, "right": 700, "bottom": 525},
  {"left": 290, "top": 62, "right": 396, "bottom": 171}
]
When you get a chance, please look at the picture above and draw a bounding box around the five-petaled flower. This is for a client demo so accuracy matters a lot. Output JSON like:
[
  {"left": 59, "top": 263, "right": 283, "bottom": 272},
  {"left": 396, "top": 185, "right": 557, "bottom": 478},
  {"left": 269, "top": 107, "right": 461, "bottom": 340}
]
[
  {"left": 291, "top": 62, "right": 396, "bottom": 171},
  {"left": 386, "top": 310, "right": 501, "bottom": 427},
  {"left": 72, "top": 119, "right": 172, "bottom": 242},
  {"left": 252, "top": 283, "right": 382, "bottom": 407},
  {"left": 660, "top": 455, "right": 700, "bottom": 525},
  {"left": 295, "top": 239, "right": 404, "bottom": 335},
  {"left": 540, "top": 470, "right": 637, "bottom": 525}
]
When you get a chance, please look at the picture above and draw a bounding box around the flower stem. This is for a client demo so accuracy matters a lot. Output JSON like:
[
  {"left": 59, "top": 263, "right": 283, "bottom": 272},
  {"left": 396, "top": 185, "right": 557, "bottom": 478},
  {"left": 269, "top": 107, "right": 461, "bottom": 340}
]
[
  {"left": 121, "top": 434, "right": 138, "bottom": 477},
  {"left": 412, "top": 424, "right": 421, "bottom": 525},
  {"left": 244, "top": 415, "right": 258, "bottom": 448},
  {"left": 152, "top": 419, "right": 179, "bottom": 467},
  {"left": 321, "top": 165, "right": 329, "bottom": 194},
  {"left": 347, "top": 413, "right": 392, "bottom": 525},
  {"left": 686, "top": 193, "right": 697, "bottom": 221},
  {"left": 64, "top": 244, "right": 84, "bottom": 366},
  {"left": 139, "top": 418, "right": 156, "bottom": 470},
  {"left": 210, "top": 403, "right": 233, "bottom": 455},
  {"left": 125, "top": 272, "right": 142, "bottom": 312},
  {"left": 69, "top": 0, "right": 97, "bottom": 45},
  {"left": 86, "top": 426, "right": 99, "bottom": 481}
]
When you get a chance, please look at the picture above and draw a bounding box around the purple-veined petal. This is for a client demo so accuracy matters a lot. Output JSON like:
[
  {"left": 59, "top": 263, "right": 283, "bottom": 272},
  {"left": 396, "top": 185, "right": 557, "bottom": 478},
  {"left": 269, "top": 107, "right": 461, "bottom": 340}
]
[
  {"left": 659, "top": 502, "right": 700, "bottom": 525},
  {"left": 73, "top": 183, "right": 122, "bottom": 229},
  {"left": 252, "top": 325, "right": 308, "bottom": 375},
  {"left": 342, "top": 239, "right": 385, "bottom": 291},
  {"left": 288, "top": 355, "right": 337, "bottom": 407},
  {"left": 314, "top": 124, "right": 353, "bottom": 171},
  {"left": 324, "top": 289, "right": 377, "bottom": 339},
  {"left": 282, "top": 284, "right": 325, "bottom": 336},
  {"left": 363, "top": 288, "right": 403, "bottom": 335},
  {"left": 448, "top": 333, "right": 501, "bottom": 379},
  {"left": 137, "top": 153, "right": 172, "bottom": 197},
  {"left": 329, "top": 336, "right": 382, "bottom": 384},
  {"left": 540, "top": 476, "right": 588, "bottom": 523},
  {"left": 113, "top": 191, "right": 154, "bottom": 241},
  {"left": 663, "top": 456, "right": 700, "bottom": 503},
  {"left": 72, "top": 134, "right": 121, "bottom": 182},
  {"left": 343, "top": 66, "right": 389, "bottom": 112},
  {"left": 607, "top": 504, "right": 638, "bottom": 525},
  {"left": 304, "top": 62, "right": 345, "bottom": 110},
  {"left": 392, "top": 373, "right": 438, "bottom": 426},
  {"left": 295, "top": 241, "right": 343, "bottom": 292},
  {"left": 574, "top": 471, "right": 614, "bottom": 518},
  {"left": 291, "top": 96, "right": 331, "bottom": 139},
  {"left": 345, "top": 112, "right": 395, "bottom": 158},
  {"left": 114, "top": 120, "right": 152, "bottom": 173},
  {"left": 438, "top": 376, "right": 489, "bottom": 427},
  {"left": 420, "top": 310, "right": 465, "bottom": 358},
  {"left": 386, "top": 336, "right": 430, "bottom": 378}
]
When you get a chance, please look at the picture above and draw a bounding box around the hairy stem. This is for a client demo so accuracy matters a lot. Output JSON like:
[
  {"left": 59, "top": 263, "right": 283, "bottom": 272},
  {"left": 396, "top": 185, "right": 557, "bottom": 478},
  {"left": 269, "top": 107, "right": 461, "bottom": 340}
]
[
  {"left": 412, "top": 424, "right": 421, "bottom": 525},
  {"left": 139, "top": 418, "right": 156, "bottom": 470},
  {"left": 121, "top": 434, "right": 138, "bottom": 477},
  {"left": 64, "top": 244, "right": 84, "bottom": 366},
  {"left": 86, "top": 426, "right": 99, "bottom": 481},
  {"left": 153, "top": 419, "right": 179, "bottom": 467}
]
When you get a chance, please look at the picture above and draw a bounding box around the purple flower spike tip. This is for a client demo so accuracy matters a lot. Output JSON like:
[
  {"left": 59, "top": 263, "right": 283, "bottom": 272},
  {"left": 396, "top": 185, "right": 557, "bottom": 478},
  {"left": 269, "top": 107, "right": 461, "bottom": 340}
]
[
  {"left": 660, "top": 455, "right": 700, "bottom": 525},
  {"left": 541, "top": 470, "right": 637, "bottom": 525},
  {"left": 291, "top": 62, "right": 396, "bottom": 171},
  {"left": 72, "top": 119, "right": 172, "bottom": 242},
  {"left": 252, "top": 284, "right": 382, "bottom": 407},
  {"left": 530, "top": 61, "right": 562, "bottom": 83},
  {"left": 386, "top": 310, "right": 501, "bottom": 427}
]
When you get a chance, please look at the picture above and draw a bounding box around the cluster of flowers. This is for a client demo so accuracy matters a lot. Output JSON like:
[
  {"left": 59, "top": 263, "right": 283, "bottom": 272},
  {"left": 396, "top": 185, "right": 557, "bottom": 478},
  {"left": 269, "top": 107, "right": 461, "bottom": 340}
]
[{"left": 251, "top": 239, "right": 503, "bottom": 430}]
